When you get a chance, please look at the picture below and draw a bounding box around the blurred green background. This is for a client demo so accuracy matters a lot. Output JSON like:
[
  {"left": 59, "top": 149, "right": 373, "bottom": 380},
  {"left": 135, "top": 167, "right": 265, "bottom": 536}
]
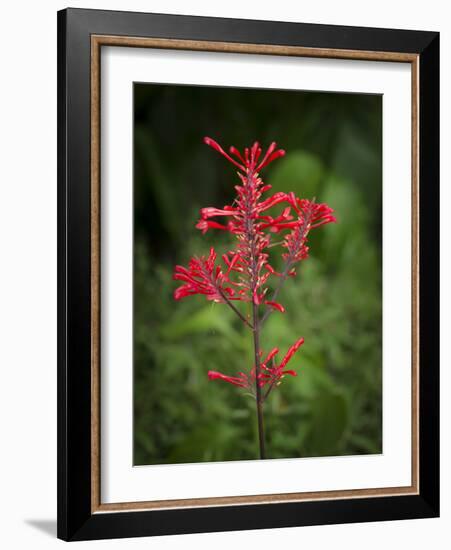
[{"left": 133, "top": 83, "right": 382, "bottom": 465}]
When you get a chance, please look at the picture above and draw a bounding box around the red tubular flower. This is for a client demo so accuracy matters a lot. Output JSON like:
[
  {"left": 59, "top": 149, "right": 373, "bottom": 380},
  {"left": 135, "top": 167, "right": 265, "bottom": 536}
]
[
  {"left": 208, "top": 369, "right": 252, "bottom": 390},
  {"left": 207, "top": 371, "right": 248, "bottom": 388},
  {"left": 265, "top": 301, "right": 285, "bottom": 313},
  {"left": 195, "top": 219, "right": 230, "bottom": 233}
]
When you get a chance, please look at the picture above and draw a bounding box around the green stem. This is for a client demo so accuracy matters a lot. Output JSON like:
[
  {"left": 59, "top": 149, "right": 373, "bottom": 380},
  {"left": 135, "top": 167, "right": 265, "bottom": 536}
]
[{"left": 252, "top": 302, "right": 266, "bottom": 459}]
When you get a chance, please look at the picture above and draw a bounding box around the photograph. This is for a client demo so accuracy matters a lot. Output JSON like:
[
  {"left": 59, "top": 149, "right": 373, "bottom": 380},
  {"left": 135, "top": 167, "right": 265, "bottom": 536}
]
[{"left": 133, "top": 83, "right": 383, "bottom": 465}]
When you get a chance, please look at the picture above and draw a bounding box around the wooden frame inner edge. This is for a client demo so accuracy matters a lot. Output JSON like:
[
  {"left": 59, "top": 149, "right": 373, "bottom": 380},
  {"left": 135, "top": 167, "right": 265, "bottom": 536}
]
[{"left": 90, "top": 35, "right": 420, "bottom": 514}]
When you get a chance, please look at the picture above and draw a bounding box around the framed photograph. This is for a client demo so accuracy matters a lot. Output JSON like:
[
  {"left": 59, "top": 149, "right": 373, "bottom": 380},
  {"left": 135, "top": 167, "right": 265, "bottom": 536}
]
[{"left": 57, "top": 8, "right": 439, "bottom": 541}]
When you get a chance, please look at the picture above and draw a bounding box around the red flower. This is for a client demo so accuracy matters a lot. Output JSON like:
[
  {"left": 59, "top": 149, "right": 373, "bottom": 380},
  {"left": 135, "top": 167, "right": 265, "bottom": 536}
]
[
  {"left": 207, "top": 371, "right": 248, "bottom": 388},
  {"left": 264, "top": 301, "right": 285, "bottom": 313},
  {"left": 198, "top": 138, "right": 290, "bottom": 306},
  {"left": 173, "top": 137, "right": 336, "bottom": 422},
  {"left": 207, "top": 337, "right": 304, "bottom": 398},
  {"left": 173, "top": 247, "right": 236, "bottom": 302},
  {"left": 203, "top": 137, "right": 286, "bottom": 173},
  {"left": 282, "top": 196, "right": 336, "bottom": 265},
  {"left": 259, "top": 337, "right": 305, "bottom": 389}
]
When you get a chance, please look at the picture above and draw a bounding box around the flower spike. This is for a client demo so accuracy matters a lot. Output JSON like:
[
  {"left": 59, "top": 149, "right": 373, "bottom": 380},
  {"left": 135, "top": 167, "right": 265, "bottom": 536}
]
[{"left": 172, "top": 136, "right": 336, "bottom": 457}]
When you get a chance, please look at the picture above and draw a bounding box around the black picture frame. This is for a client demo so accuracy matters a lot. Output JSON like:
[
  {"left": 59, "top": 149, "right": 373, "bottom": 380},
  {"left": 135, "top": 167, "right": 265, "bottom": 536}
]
[{"left": 57, "top": 7, "right": 439, "bottom": 541}]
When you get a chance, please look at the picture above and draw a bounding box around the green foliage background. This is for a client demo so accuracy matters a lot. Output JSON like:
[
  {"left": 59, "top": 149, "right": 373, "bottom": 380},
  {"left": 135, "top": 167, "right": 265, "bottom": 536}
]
[{"left": 133, "top": 83, "right": 382, "bottom": 465}]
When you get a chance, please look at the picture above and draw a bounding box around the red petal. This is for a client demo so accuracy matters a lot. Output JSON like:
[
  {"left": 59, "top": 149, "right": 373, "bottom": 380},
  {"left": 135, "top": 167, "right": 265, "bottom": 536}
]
[
  {"left": 195, "top": 220, "right": 229, "bottom": 234},
  {"left": 279, "top": 337, "right": 305, "bottom": 369},
  {"left": 265, "top": 264, "right": 281, "bottom": 276},
  {"left": 207, "top": 370, "right": 247, "bottom": 388},
  {"left": 265, "top": 301, "right": 285, "bottom": 313},
  {"left": 229, "top": 145, "right": 246, "bottom": 164},
  {"left": 204, "top": 137, "right": 245, "bottom": 171},
  {"left": 258, "top": 192, "right": 289, "bottom": 213},
  {"left": 282, "top": 369, "right": 297, "bottom": 377},
  {"left": 173, "top": 285, "right": 191, "bottom": 300},
  {"left": 262, "top": 347, "right": 279, "bottom": 365},
  {"left": 200, "top": 206, "right": 236, "bottom": 219},
  {"left": 257, "top": 148, "right": 285, "bottom": 170}
]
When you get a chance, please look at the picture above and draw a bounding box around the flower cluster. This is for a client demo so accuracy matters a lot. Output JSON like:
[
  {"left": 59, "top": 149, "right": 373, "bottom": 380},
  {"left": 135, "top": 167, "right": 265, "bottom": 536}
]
[
  {"left": 207, "top": 337, "right": 305, "bottom": 400},
  {"left": 173, "top": 247, "right": 235, "bottom": 303},
  {"left": 194, "top": 138, "right": 290, "bottom": 309},
  {"left": 283, "top": 196, "right": 335, "bottom": 264},
  {"left": 173, "top": 137, "right": 336, "bottom": 400}
]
